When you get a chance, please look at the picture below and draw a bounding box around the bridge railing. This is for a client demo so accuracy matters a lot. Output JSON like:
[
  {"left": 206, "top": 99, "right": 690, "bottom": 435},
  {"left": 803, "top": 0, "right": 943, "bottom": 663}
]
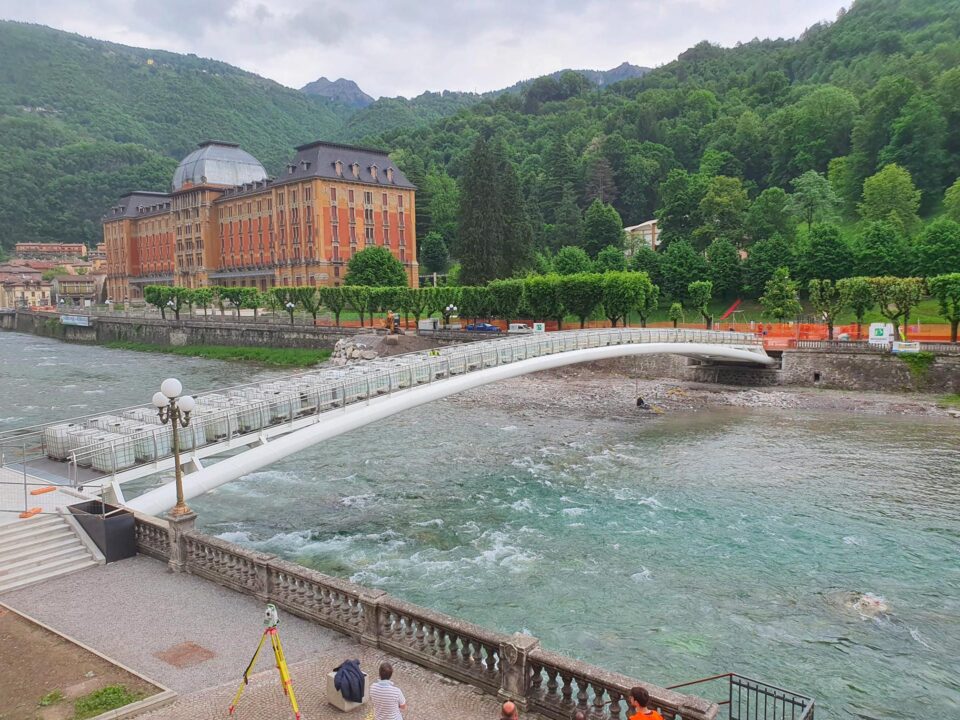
[
  {"left": 133, "top": 513, "right": 722, "bottom": 720},
  {"left": 1, "top": 329, "right": 768, "bottom": 490}
]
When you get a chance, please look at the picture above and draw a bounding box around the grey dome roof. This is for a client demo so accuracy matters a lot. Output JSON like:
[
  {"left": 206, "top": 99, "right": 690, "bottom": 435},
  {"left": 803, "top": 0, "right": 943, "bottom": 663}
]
[{"left": 172, "top": 141, "right": 267, "bottom": 191}]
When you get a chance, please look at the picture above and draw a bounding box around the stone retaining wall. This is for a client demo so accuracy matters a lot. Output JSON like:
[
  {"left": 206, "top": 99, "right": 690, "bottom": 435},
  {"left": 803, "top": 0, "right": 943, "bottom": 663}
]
[
  {"left": 780, "top": 349, "right": 960, "bottom": 393},
  {"left": 133, "top": 513, "right": 718, "bottom": 720}
]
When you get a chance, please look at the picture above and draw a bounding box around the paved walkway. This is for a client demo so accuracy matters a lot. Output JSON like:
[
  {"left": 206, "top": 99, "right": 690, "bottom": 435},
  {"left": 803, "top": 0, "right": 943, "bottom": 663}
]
[
  {"left": 0, "top": 466, "right": 94, "bottom": 526},
  {"left": 1, "top": 556, "right": 529, "bottom": 719}
]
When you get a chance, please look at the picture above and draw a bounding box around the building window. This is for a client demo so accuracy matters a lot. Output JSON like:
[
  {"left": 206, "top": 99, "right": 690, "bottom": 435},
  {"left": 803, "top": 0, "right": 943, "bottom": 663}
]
[
  {"left": 370, "top": 164, "right": 378, "bottom": 181},
  {"left": 382, "top": 192, "right": 388, "bottom": 206},
  {"left": 330, "top": 188, "right": 337, "bottom": 205},
  {"left": 333, "top": 245, "right": 340, "bottom": 262},
  {"left": 364, "top": 191, "right": 372, "bottom": 206},
  {"left": 352, "top": 163, "right": 360, "bottom": 178},
  {"left": 278, "top": 193, "right": 284, "bottom": 207},
  {"left": 365, "top": 226, "right": 374, "bottom": 245},
  {"left": 304, "top": 186, "right": 312, "bottom": 201},
  {"left": 384, "top": 227, "right": 390, "bottom": 246},
  {"left": 349, "top": 226, "right": 357, "bottom": 244},
  {"left": 335, "top": 160, "right": 343, "bottom": 177},
  {"left": 399, "top": 228, "right": 406, "bottom": 246},
  {"left": 291, "top": 190, "right": 297, "bottom": 205},
  {"left": 348, "top": 189, "right": 355, "bottom": 205},
  {"left": 331, "top": 223, "right": 338, "bottom": 243},
  {"left": 398, "top": 195, "right": 404, "bottom": 208}
]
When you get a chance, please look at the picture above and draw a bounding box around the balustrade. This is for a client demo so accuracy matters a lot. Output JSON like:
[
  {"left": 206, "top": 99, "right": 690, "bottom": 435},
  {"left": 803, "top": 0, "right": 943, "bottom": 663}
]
[{"left": 131, "top": 516, "right": 720, "bottom": 720}]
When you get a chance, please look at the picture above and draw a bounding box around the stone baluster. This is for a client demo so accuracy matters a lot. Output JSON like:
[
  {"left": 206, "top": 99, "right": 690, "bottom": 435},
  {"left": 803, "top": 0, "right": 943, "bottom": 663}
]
[
  {"left": 485, "top": 644, "right": 498, "bottom": 679},
  {"left": 459, "top": 635, "right": 471, "bottom": 666},
  {"left": 591, "top": 682, "right": 607, "bottom": 719},
  {"left": 546, "top": 667, "right": 559, "bottom": 701},
  {"left": 426, "top": 624, "right": 438, "bottom": 656},
  {"left": 576, "top": 677, "right": 590, "bottom": 714},
  {"left": 608, "top": 690, "right": 623, "bottom": 720},
  {"left": 560, "top": 672, "right": 574, "bottom": 708},
  {"left": 415, "top": 618, "right": 426, "bottom": 651}
]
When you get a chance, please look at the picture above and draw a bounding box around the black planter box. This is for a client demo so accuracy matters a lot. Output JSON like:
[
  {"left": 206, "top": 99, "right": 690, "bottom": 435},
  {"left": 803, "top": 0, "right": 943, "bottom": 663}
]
[{"left": 68, "top": 501, "right": 137, "bottom": 563}]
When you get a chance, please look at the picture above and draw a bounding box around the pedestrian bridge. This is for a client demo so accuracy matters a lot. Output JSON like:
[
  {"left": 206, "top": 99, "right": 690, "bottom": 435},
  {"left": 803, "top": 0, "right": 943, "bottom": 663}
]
[{"left": 0, "top": 328, "right": 772, "bottom": 515}]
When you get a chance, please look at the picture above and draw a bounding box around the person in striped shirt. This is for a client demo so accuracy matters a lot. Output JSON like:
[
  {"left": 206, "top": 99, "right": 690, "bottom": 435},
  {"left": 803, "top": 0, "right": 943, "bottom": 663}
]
[{"left": 369, "top": 661, "right": 406, "bottom": 720}]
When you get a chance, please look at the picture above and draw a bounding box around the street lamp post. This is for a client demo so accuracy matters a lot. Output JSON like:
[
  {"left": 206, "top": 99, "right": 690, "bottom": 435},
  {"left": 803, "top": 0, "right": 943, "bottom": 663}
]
[
  {"left": 285, "top": 301, "right": 295, "bottom": 326},
  {"left": 152, "top": 378, "right": 196, "bottom": 517},
  {"left": 444, "top": 304, "right": 458, "bottom": 329}
]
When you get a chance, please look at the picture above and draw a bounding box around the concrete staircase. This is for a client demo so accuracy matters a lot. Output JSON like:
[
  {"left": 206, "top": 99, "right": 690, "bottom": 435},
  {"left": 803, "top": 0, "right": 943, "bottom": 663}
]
[{"left": 0, "top": 514, "right": 102, "bottom": 593}]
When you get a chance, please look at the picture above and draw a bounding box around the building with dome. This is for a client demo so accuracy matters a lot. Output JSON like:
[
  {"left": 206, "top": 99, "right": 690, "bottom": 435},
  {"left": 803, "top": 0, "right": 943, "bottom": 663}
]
[{"left": 103, "top": 140, "right": 417, "bottom": 301}]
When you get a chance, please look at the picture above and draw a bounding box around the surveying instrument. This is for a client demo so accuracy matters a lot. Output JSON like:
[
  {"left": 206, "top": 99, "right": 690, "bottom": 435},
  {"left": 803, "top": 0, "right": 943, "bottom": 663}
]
[{"left": 228, "top": 603, "right": 301, "bottom": 719}]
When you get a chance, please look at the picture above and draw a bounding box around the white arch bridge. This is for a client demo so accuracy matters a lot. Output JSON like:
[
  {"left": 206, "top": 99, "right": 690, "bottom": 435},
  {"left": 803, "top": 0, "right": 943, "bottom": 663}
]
[{"left": 1, "top": 329, "right": 773, "bottom": 515}]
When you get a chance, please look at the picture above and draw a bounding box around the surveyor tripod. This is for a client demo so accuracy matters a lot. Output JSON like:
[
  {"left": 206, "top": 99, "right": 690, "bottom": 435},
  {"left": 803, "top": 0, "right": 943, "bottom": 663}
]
[{"left": 228, "top": 604, "right": 301, "bottom": 719}]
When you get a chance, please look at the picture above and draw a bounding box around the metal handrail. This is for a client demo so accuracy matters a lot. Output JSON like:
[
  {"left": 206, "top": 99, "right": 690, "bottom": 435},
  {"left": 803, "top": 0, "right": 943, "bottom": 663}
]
[{"left": 668, "top": 673, "right": 814, "bottom": 720}]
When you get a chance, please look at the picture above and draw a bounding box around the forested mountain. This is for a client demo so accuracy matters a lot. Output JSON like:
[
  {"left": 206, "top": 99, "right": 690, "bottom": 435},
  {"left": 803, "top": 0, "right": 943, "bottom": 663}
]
[
  {"left": 382, "top": 0, "right": 960, "bottom": 291},
  {"left": 0, "top": 21, "right": 354, "bottom": 248},
  {"left": 3, "top": 0, "right": 960, "bottom": 268},
  {"left": 333, "top": 63, "right": 650, "bottom": 144},
  {"left": 0, "top": 19, "right": 651, "bottom": 250}
]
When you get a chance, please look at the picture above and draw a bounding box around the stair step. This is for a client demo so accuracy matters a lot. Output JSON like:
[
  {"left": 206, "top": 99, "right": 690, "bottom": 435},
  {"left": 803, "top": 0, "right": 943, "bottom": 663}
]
[
  {"left": 0, "top": 552, "right": 96, "bottom": 584},
  {"left": 0, "top": 546, "right": 90, "bottom": 574},
  {"left": 0, "top": 525, "right": 72, "bottom": 553},
  {"left": 0, "top": 535, "right": 80, "bottom": 564},
  {"left": 0, "top": 558, "right": 98, "bottom": 594},
  {"left": 0, "top": 515, "right": 62, "bottom": 538}
]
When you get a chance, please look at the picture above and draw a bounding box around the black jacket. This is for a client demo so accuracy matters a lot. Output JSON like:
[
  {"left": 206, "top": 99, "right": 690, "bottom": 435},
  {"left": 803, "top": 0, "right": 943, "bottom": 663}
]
[{"left": 334, "top": 659, "right": 365, "bottom": 702}]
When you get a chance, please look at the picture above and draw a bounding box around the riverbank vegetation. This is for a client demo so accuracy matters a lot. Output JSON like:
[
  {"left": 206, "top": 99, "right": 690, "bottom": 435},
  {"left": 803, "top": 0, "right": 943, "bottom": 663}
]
[{"left": 103, "top": 342, "right": 331, "bottom": 367}]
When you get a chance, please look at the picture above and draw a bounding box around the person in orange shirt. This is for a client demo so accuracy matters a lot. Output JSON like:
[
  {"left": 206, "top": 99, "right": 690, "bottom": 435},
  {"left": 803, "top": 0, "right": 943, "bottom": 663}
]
[{"left": 627, "top": 686, "right": 664, "bottom": 720}]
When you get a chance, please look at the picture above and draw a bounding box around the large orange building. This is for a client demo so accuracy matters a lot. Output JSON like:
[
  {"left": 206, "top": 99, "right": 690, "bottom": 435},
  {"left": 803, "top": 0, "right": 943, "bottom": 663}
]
[{"left": 103, "top": 140, "right": 418, "bottom": 301}]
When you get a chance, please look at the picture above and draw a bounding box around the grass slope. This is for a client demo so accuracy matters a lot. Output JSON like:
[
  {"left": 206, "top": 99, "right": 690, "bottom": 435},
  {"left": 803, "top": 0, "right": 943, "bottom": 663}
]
[{"left": 104, "top": 341, "right": 331, "bottom": 367}]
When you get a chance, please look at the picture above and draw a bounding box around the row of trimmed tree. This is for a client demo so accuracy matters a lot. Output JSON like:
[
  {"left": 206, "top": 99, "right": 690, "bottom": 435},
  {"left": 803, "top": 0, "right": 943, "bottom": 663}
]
[{"left": 141, "top": 271, "right": 960, "bottom": 342}]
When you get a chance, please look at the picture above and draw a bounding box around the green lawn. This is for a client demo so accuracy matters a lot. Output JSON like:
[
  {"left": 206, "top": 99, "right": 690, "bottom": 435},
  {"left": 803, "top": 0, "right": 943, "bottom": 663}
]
[{"left": 104, "top": 342, "right": 331, "bottom": 367}]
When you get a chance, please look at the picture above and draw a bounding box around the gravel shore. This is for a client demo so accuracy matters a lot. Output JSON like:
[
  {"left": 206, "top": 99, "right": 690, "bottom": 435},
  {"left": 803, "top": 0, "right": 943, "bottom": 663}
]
[{"left": 446, "top": 365, "right": 956, "bottom": 420}]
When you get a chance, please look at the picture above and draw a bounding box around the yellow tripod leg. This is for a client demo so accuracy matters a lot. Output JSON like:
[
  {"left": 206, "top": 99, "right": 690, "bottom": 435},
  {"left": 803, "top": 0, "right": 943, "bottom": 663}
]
[
  {"left": 229, "top": 629, "right": 268, "bottom": 715},
  {"left": 270, "top": 628, "right": 301, "bottom": 720}
]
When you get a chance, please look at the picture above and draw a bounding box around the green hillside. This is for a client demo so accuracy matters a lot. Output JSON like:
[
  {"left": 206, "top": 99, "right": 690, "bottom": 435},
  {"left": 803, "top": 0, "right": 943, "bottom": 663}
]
[
  {"left": 377, "top": 0, "right": 960, "bottom": 267},
  {"left": 0, "top": 21, "right": 351, "bottom": 249},
  {"left": 4, "top": 0, "right": 960, "bottom": 260}
]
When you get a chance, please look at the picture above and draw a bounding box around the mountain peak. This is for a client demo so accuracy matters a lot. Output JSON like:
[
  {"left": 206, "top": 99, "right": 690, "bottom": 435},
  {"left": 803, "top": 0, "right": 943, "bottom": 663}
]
[{"left": 300, "top": 76, "right": 374, "bottom": 108}]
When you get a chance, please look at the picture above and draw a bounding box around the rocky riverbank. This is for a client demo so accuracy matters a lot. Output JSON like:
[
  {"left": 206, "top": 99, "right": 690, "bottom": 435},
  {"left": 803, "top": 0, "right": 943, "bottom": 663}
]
[{"left": 446, "top": 364, "right": 956, "bottom": 420}]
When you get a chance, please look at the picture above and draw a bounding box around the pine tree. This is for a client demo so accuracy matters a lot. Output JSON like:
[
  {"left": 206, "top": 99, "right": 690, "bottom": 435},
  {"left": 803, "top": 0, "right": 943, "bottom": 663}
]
[
  {"left": 542, "top": 140, "right": 578, "bottom": 223},
  {"left": 552, "top": 183, "right": 583, "bottom": 250},
  {"left": 584, "top": 155, "right": 618, "bottom": 206},
  {"left": 456, "top": 136, "right": 531, "bottom": 284},
  {"left": 457, "top": 135, "right": 502, "bottom": 284}
]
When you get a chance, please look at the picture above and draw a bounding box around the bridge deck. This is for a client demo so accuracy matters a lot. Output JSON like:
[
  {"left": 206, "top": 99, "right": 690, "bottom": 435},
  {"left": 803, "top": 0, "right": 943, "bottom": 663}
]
[{"left": 1, "top": 328, "right": 770, "bottom": 511}]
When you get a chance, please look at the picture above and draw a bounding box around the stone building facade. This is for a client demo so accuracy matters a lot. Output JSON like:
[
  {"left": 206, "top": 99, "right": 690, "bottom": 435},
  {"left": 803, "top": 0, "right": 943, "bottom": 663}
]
[{"left": 103, "top": 140, "right": 418, "bottom": 301}]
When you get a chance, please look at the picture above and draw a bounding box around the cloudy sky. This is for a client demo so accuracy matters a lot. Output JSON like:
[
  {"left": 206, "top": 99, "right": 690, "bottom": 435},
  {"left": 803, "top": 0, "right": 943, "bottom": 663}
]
[{"left": 1, "top": 0, "right": 847, "bottom": 98}]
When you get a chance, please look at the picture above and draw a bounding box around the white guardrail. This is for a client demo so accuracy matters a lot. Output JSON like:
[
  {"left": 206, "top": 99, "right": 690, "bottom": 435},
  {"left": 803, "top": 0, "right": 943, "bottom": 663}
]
[{"left": 0, "top": 329, "right": 768, "bottom": 491}]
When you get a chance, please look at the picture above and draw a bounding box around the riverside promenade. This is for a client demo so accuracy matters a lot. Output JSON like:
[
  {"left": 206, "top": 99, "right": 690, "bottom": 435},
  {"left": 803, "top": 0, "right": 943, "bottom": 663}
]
[{"left": 1, "top": 556, "right": 512, "bottom": 718}]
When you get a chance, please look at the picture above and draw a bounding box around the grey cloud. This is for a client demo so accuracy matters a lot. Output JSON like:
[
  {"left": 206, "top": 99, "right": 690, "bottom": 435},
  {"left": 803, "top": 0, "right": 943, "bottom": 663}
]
[{"left": 0, "top": 0, "right": 848, "bottom": 97}]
